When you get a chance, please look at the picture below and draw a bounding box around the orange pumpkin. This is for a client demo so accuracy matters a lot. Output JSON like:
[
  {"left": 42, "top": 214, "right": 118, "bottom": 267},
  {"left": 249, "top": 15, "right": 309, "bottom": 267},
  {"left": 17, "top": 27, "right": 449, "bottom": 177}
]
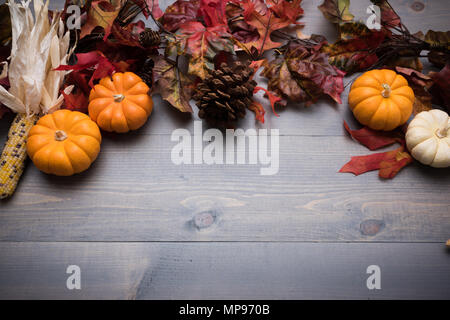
[
  {"left": 27, "top": 110, "right": 102, "bottom": 176},
  {"left": 348, "top": 69, "right": 414, "bottom": 131},
  {"left": 88, "top": 72, "right": 153, "bottom": 133}
]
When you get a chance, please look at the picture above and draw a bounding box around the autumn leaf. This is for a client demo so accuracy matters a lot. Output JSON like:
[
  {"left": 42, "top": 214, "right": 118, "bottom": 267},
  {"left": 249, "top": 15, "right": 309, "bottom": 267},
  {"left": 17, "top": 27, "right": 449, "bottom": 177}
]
[
  {"left": 238, "top": 0, "right": 303, "bottom": 56},
  {"left": 80, "top": 0, "right": 122, "bottom": 40},
  {"left": 110, "top": 20, "right": 144, "bottom": 47},
  {"left": 55, "top": 51, "right": 116, "bottom": 87},
  {"left": 370, "top": 0, "right": 401, "bottom": 30},
  {"left": 160, "top": 0, "right": 200, "bottom": 32},
  {"left": 343, "top": 121, "right": 402, "bottom": 151},
  {"left": 394, "top": 66, "right": 433, "bottom": 115},
  {"left": 198, "top": 0, "right": 228, "bottom": 27},
  {"left": 429, "top": 63, "right": 450, "bottom": 111},
  {"left": 248, "top": 101, "right": 265, "bottom": 123},
  {"left": 339, "top": 145, "right": 413, "bottom": 179},
  {"left": 262, "top": 41, "right": 345, "bottom": 106},
  {"left": 254, "top": 86, "right": 282, "bottom": 116},
  {"left": 153, "top": 56, "right": 194, "bottom": 112},
  {"left": 321, "top": 23, "right": 385, "bottom": 73},
  {"left": 318, "top": 0, "right": 354, "bottom": 25},
  {"left": 172, "top": 22, "right": 234, "bottom": 79},
  {"left": 62, "top": 88, "right": 89, "bottom": 113}
]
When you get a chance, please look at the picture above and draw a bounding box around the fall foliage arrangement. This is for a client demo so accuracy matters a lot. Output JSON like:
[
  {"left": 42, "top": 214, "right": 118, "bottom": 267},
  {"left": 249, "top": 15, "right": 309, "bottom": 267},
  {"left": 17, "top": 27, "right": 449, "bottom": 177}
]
[{"left": 0, "top": 0, "right": 449, "bottom": 199}]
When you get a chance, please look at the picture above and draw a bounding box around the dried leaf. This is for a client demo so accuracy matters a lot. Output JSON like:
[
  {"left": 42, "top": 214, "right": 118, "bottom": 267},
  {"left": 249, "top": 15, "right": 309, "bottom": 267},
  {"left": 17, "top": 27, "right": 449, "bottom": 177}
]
[
  {"left": 248, "top": 101, "right": 265, "bottom": 123},
  {"left": 254, "top": 86, "right": 282, "bottom": 116},
  {"left": 429, "top": 63, "right": 450, "bottom": 111},
  {"left": 198, "top": 0, "right": 228, "bottom": 27},
  {"left": 343, "top": 121, "right": 401, "bottom": 151},
  {"left": 172, "top": 22, "right": 234, "bottom": 79},
  {"left": 262, "top": 42, "right": 345, "bottom": 106},
  {"left": 55, "top": 51, "right": 116, "bottom": 87},
  {"left": 321, "top": 23, "right": 385, "bottom": 73},
  {"left": 318, "top": 0, "right": 354, "bottom": 25},
  {"left": 160, "top": 0, "right": 200, "bottom": 32},
  {"left": 80, "top": 0, "right": 122, "bottom": 40},
  {"left": 62, "top": 86, "right": 89, "bottom": 113},
  {"left": 153, "top": 56, "right": 194, "bottom": 113},
  {"left": 239, "top": 0, "right": 303, "bottom": 55},
  {"left": 339, "top": 145, "right": 413, "bottom": 179},
  {"left": 370, "top": 0, "right": 401, "bottom": 30},
  {"left": 394, "top": 66, "right": 433, "bottom": 115}
]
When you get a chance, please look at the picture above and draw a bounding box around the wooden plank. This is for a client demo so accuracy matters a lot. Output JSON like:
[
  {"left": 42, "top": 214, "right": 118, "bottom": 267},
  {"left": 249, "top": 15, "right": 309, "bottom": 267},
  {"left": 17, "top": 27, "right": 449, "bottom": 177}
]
[
  {"left": 0, "top": 242, "right": 448, "bottom": 299},
  {"left": 0, "top": 134, "right": 449, "bottom": 242}
]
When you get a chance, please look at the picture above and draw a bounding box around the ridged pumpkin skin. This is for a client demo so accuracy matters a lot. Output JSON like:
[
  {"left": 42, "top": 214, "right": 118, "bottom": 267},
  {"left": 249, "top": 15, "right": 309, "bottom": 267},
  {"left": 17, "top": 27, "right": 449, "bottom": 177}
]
[
  {"left": 406, "top": 109, "right": 450, "bottom": 168},
  {"left": 348, "top": 69, "right": 414, "bottom": 131},
  {"left": 88, "top": 72, "right": 153, "bottom": 133},
  {"left": 27, "top": 110, "right": 102, "bottom": 176}
]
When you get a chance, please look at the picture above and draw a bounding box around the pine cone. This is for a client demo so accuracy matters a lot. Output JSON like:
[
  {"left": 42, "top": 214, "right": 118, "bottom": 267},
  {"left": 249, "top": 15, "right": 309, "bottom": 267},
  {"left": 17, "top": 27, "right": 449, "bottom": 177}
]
[
  {"left": 135, "top": 58, "right": 154, "bottom": 88},
  {"left": 193, "top": 62, "right": 257, "bottom": 128},
  {"left": 139, "top": 29, "right": 161, "bottom": 47}
]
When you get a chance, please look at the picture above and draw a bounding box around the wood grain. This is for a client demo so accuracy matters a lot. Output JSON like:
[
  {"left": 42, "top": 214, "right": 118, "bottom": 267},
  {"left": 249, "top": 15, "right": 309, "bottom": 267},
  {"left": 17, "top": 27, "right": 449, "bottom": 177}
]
[
  {"left": 0, "top": 0, "right": 449, "bottom": 299},
  {"left": 0, "top": 242, "right": 449, "bottom": 299},
  {"left": 0, "top": 134, "right": 449, "bottom": 241}
]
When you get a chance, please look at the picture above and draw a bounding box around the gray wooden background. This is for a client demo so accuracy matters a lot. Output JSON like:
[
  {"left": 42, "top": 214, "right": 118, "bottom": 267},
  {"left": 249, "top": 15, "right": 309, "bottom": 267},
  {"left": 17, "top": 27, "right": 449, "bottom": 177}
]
[{"left": 0, "top": 0, "right": 449, "bottom": 299}]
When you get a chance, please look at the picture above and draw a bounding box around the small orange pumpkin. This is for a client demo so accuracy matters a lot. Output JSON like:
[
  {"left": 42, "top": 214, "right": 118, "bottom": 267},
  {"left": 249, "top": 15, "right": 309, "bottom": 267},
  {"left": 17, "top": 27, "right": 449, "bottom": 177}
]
[
  {"left": 348, "top": 69, "right": 415, "bottom": 131},
  {"left": 88, "top": 72, "right": 153, "bottom": 133},
  {"left": 27, "top": 110, "right": 102, "bottom": 176}
]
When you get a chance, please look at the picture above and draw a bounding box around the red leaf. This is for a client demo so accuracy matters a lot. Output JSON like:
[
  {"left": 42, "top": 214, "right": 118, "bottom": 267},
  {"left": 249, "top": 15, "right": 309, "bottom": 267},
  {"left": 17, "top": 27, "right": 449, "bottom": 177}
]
[
  {"left": 254, "top": 86, "right": 282, "bottom": 116},
  {"left": 248, "top": 101, "right": 265, "bottom": 123},
  {"left": 198, "top": 0, "right": 227, "bottom": 27},
  {"left": 343, "top": 121, "right": 402, "bottom": 151},
  {"left": 339, "top": 145, "right": 413, "bottom": 179},
  {"left": 160, "top": 0, "right": 200, "bottom": 32},
  {"left": 249, "top": 59, "right": 265, "bottom": 77},
  {"left": 62, "top": 89, "right": 89, "bottom": 114},
  {"left": 148, "top": 0, "right": 164, "bottom": 19},
  {"left": 56, "top": 51, "right": 116, "bottom": 87}
]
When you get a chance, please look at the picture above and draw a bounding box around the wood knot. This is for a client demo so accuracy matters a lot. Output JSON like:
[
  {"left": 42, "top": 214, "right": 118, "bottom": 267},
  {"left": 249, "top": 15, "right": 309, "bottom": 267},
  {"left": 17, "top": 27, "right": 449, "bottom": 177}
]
[
  {"left": 360, "top": 219, "right": 385, "bottom": 236},
  {"left": 411, "top": 1, "right": 425, "bottom": 12},
  {"left": 193, "top": 211, "right": 216, "bottom": 229}
]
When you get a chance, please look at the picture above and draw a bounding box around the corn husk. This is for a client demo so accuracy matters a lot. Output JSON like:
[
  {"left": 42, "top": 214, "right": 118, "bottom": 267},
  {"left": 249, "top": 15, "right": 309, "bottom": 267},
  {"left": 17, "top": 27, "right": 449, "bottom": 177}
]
[{"left": 0, "top": 0, "right": 74, "bottom": 117}]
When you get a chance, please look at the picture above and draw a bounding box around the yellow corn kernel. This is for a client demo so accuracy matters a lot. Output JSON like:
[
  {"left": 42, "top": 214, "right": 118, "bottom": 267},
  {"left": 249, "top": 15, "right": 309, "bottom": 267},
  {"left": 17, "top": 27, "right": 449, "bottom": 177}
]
[{"left": 0, "top": 113, "right": 38, "bottom": 199}]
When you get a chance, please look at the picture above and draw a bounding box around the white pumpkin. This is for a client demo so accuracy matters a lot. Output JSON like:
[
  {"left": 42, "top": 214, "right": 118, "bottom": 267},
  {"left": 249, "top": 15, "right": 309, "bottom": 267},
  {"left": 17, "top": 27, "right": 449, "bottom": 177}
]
[{"left": 406, "top": 109, "right": 450, "bottom": 168}]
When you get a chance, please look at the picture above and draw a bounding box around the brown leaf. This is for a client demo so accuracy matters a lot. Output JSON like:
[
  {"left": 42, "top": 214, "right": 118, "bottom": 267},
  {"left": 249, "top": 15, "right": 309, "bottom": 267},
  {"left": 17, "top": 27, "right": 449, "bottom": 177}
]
[
  {"left": 262, "top": 41, "right": 345, "bottom": 105},
  {"left": 153, "top": 56, "right": 194, "bottom": 113},
  {"left": 429, "top": 63, "right": 450, "bottom": 111},
  {"left": 160, "top": 0, "right": 200, "bottom": 32},
  {"left": 80, "top": 0, "right": 122, "bottom": 40},
  {"left": 321, "top": 23, "right": 385, "bottom": 73},
  {"left": 318, "top": 0, "right": 354, "bottom": 25},
  {"left": 394, "top": 66, "right": 433, "bottom": 114}
]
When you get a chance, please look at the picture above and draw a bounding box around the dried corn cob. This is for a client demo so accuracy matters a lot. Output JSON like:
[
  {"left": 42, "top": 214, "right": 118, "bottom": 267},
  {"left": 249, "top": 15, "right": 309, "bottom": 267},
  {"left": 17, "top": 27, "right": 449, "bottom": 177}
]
[{"left": 0, "top": 113, "right": 38, "bottom": 199}]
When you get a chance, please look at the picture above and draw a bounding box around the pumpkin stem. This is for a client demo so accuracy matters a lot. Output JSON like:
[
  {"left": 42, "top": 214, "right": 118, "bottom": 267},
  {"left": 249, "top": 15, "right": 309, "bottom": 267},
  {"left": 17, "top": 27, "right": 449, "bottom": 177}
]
[
  {"left": 381, "top": 83, "right": 391, "bottom": 98},
  {"left": 113, "top": 94, "right": 125, "bottom": 102},
  {"left": 54, "top": 130, "right": 68, "bottom": 142},
  {"left": 435, "top": 127, "right": 448, "bottom": 139}
]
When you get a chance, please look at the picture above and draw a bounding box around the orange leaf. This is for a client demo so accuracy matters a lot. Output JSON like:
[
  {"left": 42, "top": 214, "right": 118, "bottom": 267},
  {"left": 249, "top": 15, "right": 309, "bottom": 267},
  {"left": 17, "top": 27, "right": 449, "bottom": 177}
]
[
  {"left": 339, "top": 146, "right": 413, "bottom": 179},
  {"left": 80, "top": 0, "right": 121, "bottom": 40}
]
